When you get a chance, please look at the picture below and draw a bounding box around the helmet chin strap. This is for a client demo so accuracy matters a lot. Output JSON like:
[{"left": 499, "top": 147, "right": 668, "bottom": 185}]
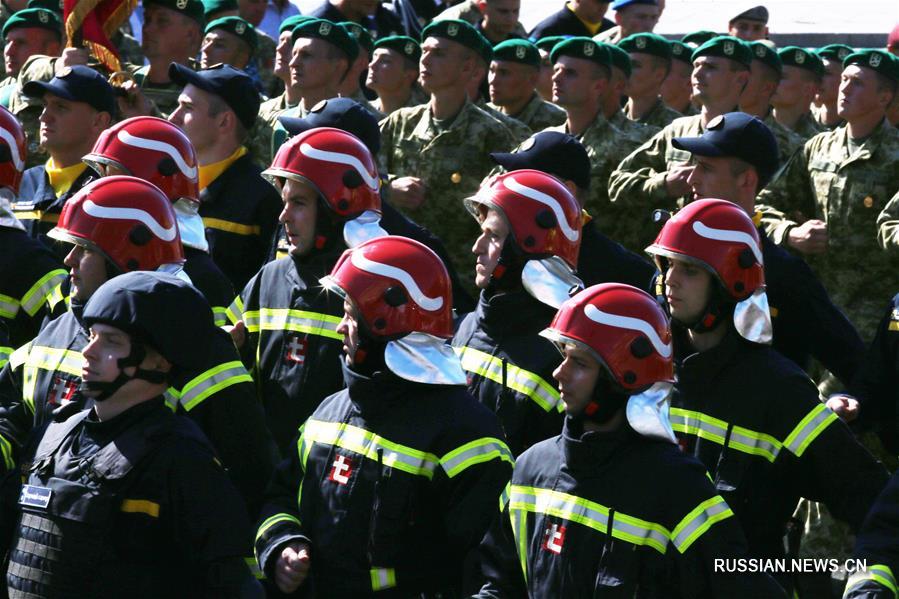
[
  {"left": 669, "top": 281, "right": 732, "bottom": 334},
  {"left": 79, "top": 342, "right": 168, "bottom": 402},
  {"left": 577, "top": 372, "right": 628, "bottom": 425},
  {"left": 487, "top": 239, "right": 524, "bottom": 294}
]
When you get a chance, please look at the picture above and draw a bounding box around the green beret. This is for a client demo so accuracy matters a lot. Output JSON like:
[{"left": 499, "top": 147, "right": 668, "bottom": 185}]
[
  {"left": 748, "top": 41, "right": 781, "bottom": 75},
  {"left": 374, "top": 35, "right": 421, "bottom": 63},
  {"left": 493, "top": 39, "right": 540, "bottom": 67},
  {"left": 605, "top": 42, "right": 632, "bottom": 77},
  {"left": 534, "top": 36, "right": 567, "bottom": 53},
  {"left": 25, "top": 0, "right": 61, "bottom": 14},
  {"left": 692, "top": 35, "right": 752, "bottom": 67},
  {"left": 421, "top": 19, "right": 492, "bottom": 63},
  {"left": 205, "top": 16, "right": 257, "bottom": 51},
  {"left": 279, "top": 15, "right": 313, "bottom": 35},
  {"left": 550, "top": 37, "right": 611, "bottom": 69},
  {"left": 669, "top": 40, "right": 692, "bottom": 64},
  {"left": 2, "top": 8, "right": 61, "bottom": 38},
  {"left": 618, "top": 33, "right": 671, "bottom": 60},
  {"left": 340, "top": 21, "right": 374, "bottom": 56},
  {"left": 816, "top": 43, "right": 854, "bottom": 62},
  {"left": 843, "top": 49, "right": 899, "bottom": 82},
  {"left": 682, "top": 30, "right": 717, "bottom": 48},
  {"left": 292, "top": 18, "right": 359, "bottom": 63},
  {"left": 778, "top": 46, "right": 824, "bottom": 77},
  {"left": 145, "top": 0, "right": 205, "bottom": 26},
  {"left": 201, "top": 0, "right": 236, "bottom": 18}
]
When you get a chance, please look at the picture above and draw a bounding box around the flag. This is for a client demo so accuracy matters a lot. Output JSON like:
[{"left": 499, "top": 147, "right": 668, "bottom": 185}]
[{"left": 63, "top": 0, "right": 138, "bottom": 73}]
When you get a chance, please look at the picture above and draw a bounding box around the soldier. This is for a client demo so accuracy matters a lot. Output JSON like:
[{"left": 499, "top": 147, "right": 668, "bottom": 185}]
[
  {"left": 772, "top": 45, "right": 826, "bottom": 139},
  {"left": 673, "top": 111, "right": 865, "bottom": 387},
  {"left": 366, "top": 35, "right": 425, "bottom": 115},
  {"left": 620, "top": 32, "right": 683, "bottom": 128},
  {"left": 434, "top": 0, "right": 527, "bottom": 44},
  {"left": 475, "top": 283, "right": 787, "bottom": 598},
  {"left": 254, "top": 236, "right": 512, "bottom": 596},
  {"left": 604, "top": 42, "right": 660, "bottom": 147},
  {"left": 200, "top": 15, "right": 256, "bottom": 71},
  {"left": 813, "top": 43, "right": 853, "bottom": 130},
  {"left": 452, "top": 170, "right": 583, "bottom": 456},
  {"left": 12, "top": 65, "right": 111, "bottom": 255},
  {"left": 758, "top": 49, "right": 899, "bottom": 341},
  {"left": 379, "top": 19, "right": 516, "bottom": 280},
  {"left": 168, "top": 63, "right": 281, "bottom": 290},
  {"left": 647, "top": 199, "right": 889, "bottom": 596},
  {"left": 608, "top": 35, "right": 752, "bottom": 251},
  {"left": 337, "top": 21, "right": 384, "bottom": 120},
  {"left": 594, "top": 0, "right": 660, "bottom": 45},
  {"left": 727, "top": 4, "right": 769, "bottom": 41},
  {"left": 533, "top": 35, "right": 563, "bottom": 101},
  {"left": 3, "top": 271, "right": 261, "bottom": 598},
  {"left": 739, "top": 41, "right": 804, "bottom": 166},
  {"left": 0, "top": 8, "right": 60, "bottom": 108},
  {"left": 529, "top": 0, "right": 614, "bottom": 40},
  {"left": 235, "top": 0, "right": 277, "bottom": 97},
  {"left": 487, "top": 39, "right": 565, "bottom": 131},
  {"left": 661, "top": 38, "right": 696, "bottom": 115},
  {"left": 132, "top": 0, "right": 205, "bottom": 116}
]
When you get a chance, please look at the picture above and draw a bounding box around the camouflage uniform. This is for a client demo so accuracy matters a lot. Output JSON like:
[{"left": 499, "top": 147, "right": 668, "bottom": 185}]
[
  {"left": 247, "top": 30, "right": 279, "bottom": 99},
  {"left": 128, "top": 59, "right": 198, "bottom": 117},
  {"left": 112, "top": 29, "right": 144, "bottom": 67},
  {"left": 627, "top": 97, "right": 683, "bottom": 129},
  {"left": 433, "top": 0, "right": 528, "bottom": 39},
  {"left": 347, "top": 88, "right": 384, "bottom": 121},
  {"left": 793, "top": 111, "right": 826, "bottom": 140},
  {"left": 269, "top": 102, "right": 308, "bottom": 159},
  {"left": 607, "top": 113, "right": 703, "bottom": 251},
  {"left": 369, "top": 85, "right": 428, "bottom": 116},
  {"left": 764, "top": 112, "right": 805, "bottom": 167},
  {"left": 490, "top": 93, "right": 566, "bottom": 132},
  {"left": 476, "top": 98, "right": 530, "bottom": 143},
  {"left": 9, "top": 55, "right": 57, "bottom": 169},
  {"left": 379, "top": 99, "right": 517, "bottom": 280},
  {"left": 758, "top": 119, "right": 899, "bottom": 341},
  {"left": 609, "top": 108, "right": 660, "bottom": 147}
]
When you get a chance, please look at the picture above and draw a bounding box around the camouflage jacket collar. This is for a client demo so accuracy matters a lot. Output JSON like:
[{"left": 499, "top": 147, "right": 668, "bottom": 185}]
[
  {"left": 837, "top": 117, "right": 894, "bottom": 166},
  {"left": 411, "top": 97, "right": 475, "bottom": 143}
]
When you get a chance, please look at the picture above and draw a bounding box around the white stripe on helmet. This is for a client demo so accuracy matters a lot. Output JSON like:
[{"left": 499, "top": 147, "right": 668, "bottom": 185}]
[
  {"left": 583, "top": 303, "right": 672, "bottom": 358},
  {"left": 0, "top": 127, "right": 24, "bottom": 171},
  {"left": 503, "top": 175, "right": 579, "bottom": 242},
  {"left": 692, "top": 221, "right": 763, "bottom": 264},
  {"left": 350, "top": 250, "right": 443, "bottom": 311},
  {"left": 82, "top": 199, "right": 178, "bottom": 242},
  {"left": 299, "top": 142, "right": 379, "bottom": 190},
  {"left": 117, "top": 130, "right": 198, "bottom": 179}
]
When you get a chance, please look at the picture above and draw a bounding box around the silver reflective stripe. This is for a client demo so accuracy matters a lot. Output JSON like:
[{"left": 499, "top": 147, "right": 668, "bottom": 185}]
[
  {"left": 783, "top": 403, "right": 838, "bottom": 457},
  {"left": 21, "top": 270, "right": 67, "bottom": 316},
  {"left": 670, "top": 496, "right": 733, "bottom": 553},
  {"left": 455, "top": 346, "right": 562, "bottom": 413},
  {"left": 0, "top": 294, "right": 19, "bottom": 319},
  {"left": 226, "top": 296, "right": 244, "bottom": 325},
  {"left": 177, "top": 361, "right": 252, "bottom": 411},
  {"left": 438, "top": 437, "right": 513, "bottom": 478},
  {"left": 670, "top": 408, "right": 782, "bottom": 463},
  {"left": 244, "top": 308, "right": 342, "bottom": 340}
]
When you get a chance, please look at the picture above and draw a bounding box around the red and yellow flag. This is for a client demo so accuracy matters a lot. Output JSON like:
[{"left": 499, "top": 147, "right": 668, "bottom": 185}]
[{"left": 63, "top": 0, "right": 138, "bottom": 72}]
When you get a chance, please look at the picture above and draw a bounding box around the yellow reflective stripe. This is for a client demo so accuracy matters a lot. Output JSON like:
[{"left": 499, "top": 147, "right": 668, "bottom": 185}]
[
  {"left": 0, "top": 433, "right": 14, "bottom": 472},
  {"left": 244, "top": 308, "right": 342, "bottom": 340},
  {"left": 370, "top": 567, "right": 396, "bottom": 591},
  {"left": 0, "top": 346, "right": 11, "bottom": 370},
  {"left": 669, "top": 495, "right": 733, "bottom": 553},
  {"left": 120, "top": 499, "right": 160, "bottom": 517},
  {"left": 14, "top": 211, "right": 59, "bottom": 223},
  {"left": 9, "top": 344, "right": 29, "bottom": 369},
  {"left": 455, "top": 346, "right": 562, "bottom": 413},
  {"left": 244, "top": 557, "right": 264, "bottom": 579},
  {"left": 304, "top": 419, "right": 439, "bottom": 479},
  {"left": 783, "top": 403, "right": 838, "bottom": 457},
  {"left": 669, "top": 408, "right": 782, "bottom": 463},
  {"left": 510, "top": 485, "right": 670, "bottom": 554},
  {"left": 202, "top": 217, "right": 261, "bottom": 236},
  {"left": 439, "top": 437, "right": 513, "bottom": 478},
  {"left": 212, "top": 306, "right": 228, "bottom": 327},
  {"left": 21, "top": 269, "right": 67, "bottom": 316},
  {"left": 0, "top": 293, "right": 19, "bottom": 319},
  {"left": 511, "top": 506, "right": 528, "bottom": 581},
  {"left": 163, "top": 389, "right": 179, "bottom": 412},
  {"left": 177, "top": 361, "right": 253, "bottom": 412},
  {"left": 255, "top": 513, "right": 302, "bottom": 544},
  {"left": 846, "top": 564, "right": 898, "bottom": 596},
  {"left": 226, "top": 296, "right": 243, "bottom": 325},
  {"left": 499, "top": 481, "right": 511, "bottom": 511}
]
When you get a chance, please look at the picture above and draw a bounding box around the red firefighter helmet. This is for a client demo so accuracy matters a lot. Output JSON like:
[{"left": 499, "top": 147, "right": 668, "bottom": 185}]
[
  {"left": 542, "top": 283, "right": 674, "bottom": 392},
  {"left": 48, "top": 176, "right": 185, "bottom": 272},
  {"left": 646, "top": 198, "right": 765, "bottom": 301},
  {"left": 322, "top": 236, "right": 454, "bottom": 339},
  {"left": 465, "top": 169, "right": 582, "bottom": 269},
  {"left": 0, "top": 105, "right": 26, "bottom": 193},
  {"left": 83, "top": 116, "right": 199, "bottom": 203},
  {"left": 263, "top": 127, "right": 381, "bottom": 219}
]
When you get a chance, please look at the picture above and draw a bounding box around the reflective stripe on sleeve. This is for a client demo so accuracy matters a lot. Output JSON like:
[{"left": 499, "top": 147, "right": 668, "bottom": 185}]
[
  {"left": 226, "top": 296, "right": 244, "bottom": 325},
  {"left": 509, "top": 485, "right": 670, "bottom": 554},
  {"left": 783, "top": 403, "right": 838, "bottom": 457},
  {"left": 243, "top": 308, "right": 342, "bottom": 340},
  {"left": 21, "top": 269, "right": 67, "bottom": 316},
  {"left": 202, "top": 217, "right": 261, "bottom": 236},
  {"left": 669, "top": 495, "right": 733, "bottom": 553},
  {"left": 0, "top": 294, "right": 19, "bottom": 319},
  {"left": 0, "top": 434, "right": 14, "bottom": 471},
  {"left": 212, "top": 306, "right": 229, "bottom": 327},
  {"left": 499, "top": 481, "right": 511, "bottom": 511},
  {"left": 455, "top": 346, "right": 562, "bottom": 413},
  {"left": 244, "top": 557, "right": 264, "bottom": 579},
  {"left": 176, "top": 361, "right": 253, "bottom": 412},
  {"left": 845, "top": 564, "right": 898, "bottom": 597},
  {"left": 370, "top": 568, "right": 396, "bottom": 591},
  {"left": 669, "top": 408, "right": 783, "bottom": 463},
  {"left": 0, "top": 346, "right": 12, "bottom": 370},
  {"left": 439, "top": 437, "right": 514, "bottom": 478},
  {"left": 255, "top": 513, "right": 302, "bottom": 544}
]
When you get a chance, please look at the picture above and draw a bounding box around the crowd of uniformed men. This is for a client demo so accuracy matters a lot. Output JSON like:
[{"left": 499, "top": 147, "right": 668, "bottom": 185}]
[{"left": 0, "top": 0, "right": 896, "bottom": 595}]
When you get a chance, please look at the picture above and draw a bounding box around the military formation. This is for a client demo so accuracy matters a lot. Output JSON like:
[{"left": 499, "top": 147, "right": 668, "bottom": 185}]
[{"left": 0, "top": 0, "right": 895, "bottom": 596}]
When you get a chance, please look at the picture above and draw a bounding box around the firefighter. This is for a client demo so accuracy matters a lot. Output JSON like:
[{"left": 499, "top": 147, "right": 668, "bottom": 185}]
[
  {"left": 452, "top": 169, "right": 584, "bottom": 456},
  {"left": 255, "top": 235, "right": 513, "bottom": 596},
  {"left": 476, "top": 282, "right": 786, "bottom": 597}
]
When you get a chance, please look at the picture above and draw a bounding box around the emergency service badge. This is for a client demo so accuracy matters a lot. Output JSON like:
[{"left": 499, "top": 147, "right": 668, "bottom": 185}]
[
  {"left": 284, "top": 335, "right": 307, "bottom": 364},
  {"left": 795, "top": 51, "right": 805, "bottom": 64},
  {"left": 636, "top": 37, "right": 647, "bottom": 49},
  {"left": 755, "top": 45, "right": 765, "bottom": 58},
  {"left": 328, "top": 454, "right": 354, "bottom": 485},
  {"left": 319, "top": 21, "right": 332, "bottom": 36},
  {"left": 47, "top": 375, "right": 78, "bottom": 407},
  {"left": 176, "top": 0, "right": 188, "bottom": 10},
  {"left": 583, "top": 42, "right": 594, "bottom": 57},
  {"left": 447, "top": 23, "right": 459, "bottom": 37},
  {"left": 404, "top": 41, "right": 415, "bottom": 56},
  {"left": 19, "top": 485, "right": 52, "bottom": 509},
  {"left": 235, "top": 21, "right": 246, "bottom": 35},
  {"left": 515, "top": 45, "right": 526, "bottom": 60},
  {"left": 724, "top": 41, "right": 735, "bottom": 56},
  {"left": 38, "top": 10, "right": 49, "bottom": 23},
  {"left": 542, "top": 523, "right": 566, "bottom": 554},
  {"left": 870, "top": 53, "right": 882, "bottom": 68}
]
